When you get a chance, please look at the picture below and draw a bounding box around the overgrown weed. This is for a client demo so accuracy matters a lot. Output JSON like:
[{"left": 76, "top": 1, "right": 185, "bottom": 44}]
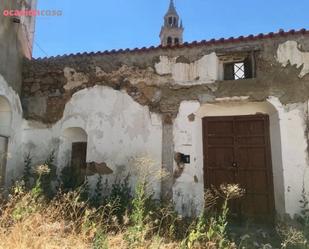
[{"left": 2, "top": 155, "right": 309, "bottom": 248}]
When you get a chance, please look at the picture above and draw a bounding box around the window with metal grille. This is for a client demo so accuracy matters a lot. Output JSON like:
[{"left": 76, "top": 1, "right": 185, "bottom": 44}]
[{"left": 223, "top": 57, "right": 253, "bottom": 80}]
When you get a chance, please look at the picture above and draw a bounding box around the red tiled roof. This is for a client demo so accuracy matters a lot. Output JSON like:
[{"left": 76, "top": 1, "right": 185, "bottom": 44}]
[{"left": 34, "top": 28, "right": 309, "bottom": 61}]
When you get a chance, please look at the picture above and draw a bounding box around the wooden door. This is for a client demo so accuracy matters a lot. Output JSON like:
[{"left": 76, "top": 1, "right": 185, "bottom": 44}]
[
  {"left": 0, "top": 136, "right": 8, "bottom": 186},
  {"left": 71, "top": 142, "right": 87, "bottom": 185},
  {"left": 203, "top": 115, "right": 275, "bottom": 220}
]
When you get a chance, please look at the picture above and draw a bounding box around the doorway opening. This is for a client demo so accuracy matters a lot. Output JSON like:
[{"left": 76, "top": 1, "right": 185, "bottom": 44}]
[{"left": 203, "top": 114, "right": 275, "bottom": 221}]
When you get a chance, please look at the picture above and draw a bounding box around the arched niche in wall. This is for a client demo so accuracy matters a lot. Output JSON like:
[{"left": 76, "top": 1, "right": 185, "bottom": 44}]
[
  {"left": 63, "top": 127, "right": 88, "bottom": 143},
  {"left": 0, "top": 96, "right": 11, "bottom": 186},
  {"left": 0, "top": 96, "right": 12, "bottom": 137},
  {"left": 58, "top": 127, "right": 88, "bottom": 185}
]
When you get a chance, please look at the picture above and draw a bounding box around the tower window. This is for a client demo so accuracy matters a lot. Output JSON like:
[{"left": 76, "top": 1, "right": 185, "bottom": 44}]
[
  {"left": 168, "top": 17, "right": 173, "bottom": 25},
  {"left": 173, "top": 17, "right": 177, "bottom": 26},
  {"left": 167, "top": 37, "right": 172, "bottom": 45},
  {"left": 175, "top": 38, "right": 179, "bottom": 45}
]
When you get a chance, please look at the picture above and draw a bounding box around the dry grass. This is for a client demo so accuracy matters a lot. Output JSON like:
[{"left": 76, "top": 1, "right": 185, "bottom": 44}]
[
  {"left": 0, "top": 182, "right": 284, "bottom": 249},
  {"left": 0, "top": 183, "right": 184, "bottom": 249},
  {"left": 0, "top": 213, "right": 89, "bottom": 249},
  {"left": 0, "top": 214, "right": 179, "bottom": 249},
  {"left": 0, "top": 155, "right": 294, "bottom": 249}
]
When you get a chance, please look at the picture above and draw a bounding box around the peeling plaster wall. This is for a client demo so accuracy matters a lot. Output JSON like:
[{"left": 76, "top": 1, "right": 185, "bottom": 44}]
[
  {"left": 173, "top": 98, "right": 309, "bottom": 216},
  {"left": 22, "top": 86, "right": 162, "bottom": 196},
  {"left": 0, "top": 0, "right": 37, "bottom": 93},
  {"left": 154, "top": 53, "right": 220, "bottom": 85},
  {"left": 0, "top": 75, "right": 24, "bottom": 184},
  {"left": 277, "top": 41, "right": 309, "bottom": 78},
  {"left": 19, "top": 34, "right": 309, "bottom": 216},
  {"left": 22, "top": 35, "right": 309, "bottom": 124}
]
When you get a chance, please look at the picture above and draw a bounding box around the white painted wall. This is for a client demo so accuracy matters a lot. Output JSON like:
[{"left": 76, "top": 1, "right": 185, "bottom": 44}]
[
  {"left": 173, "top": 101, "right": 204, "bottom": 216},
  {"left": 278, "top": 102, "right": 309, "bottom": 215},
  {"left": 0, "top": 97, "right": 11, "bottom": 136},
  {"left": 155, "top": 53, "right": 220, "bottom": 85},
  {"left": 173, "top": 97, "right": 309, "bottom": 216},
  {"left": 22, "top": 86, "right": 163, "bottom": 197},
  {"left": 0, "top": 75, "right": 24, "bottom": 185},
  {"left": 277, "top": 40, "right": 309, "bottom": 78}
]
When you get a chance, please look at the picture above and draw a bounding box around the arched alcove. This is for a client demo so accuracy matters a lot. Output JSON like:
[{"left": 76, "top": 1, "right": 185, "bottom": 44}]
[
  {"left": 0, "top": 96, "right": 12, "bottom": 136},
  {"left": 58, "top": 127, "right": 88, "bottom": 185},
  {"left": 0, "top": 96, "right": 11, "bottom": 186},
  {"left": 62, "top": 127, "right": 87, "bottom": 143}
]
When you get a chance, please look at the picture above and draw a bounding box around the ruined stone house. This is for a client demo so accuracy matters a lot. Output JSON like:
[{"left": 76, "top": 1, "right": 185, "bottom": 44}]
[{"left": 1, "top": 0, "right": 309, "bottom": 218}]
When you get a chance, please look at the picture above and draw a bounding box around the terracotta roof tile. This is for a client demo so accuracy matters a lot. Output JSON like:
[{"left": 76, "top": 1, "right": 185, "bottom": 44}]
[{"left": 34, "top": 28, "right": 309, "bottom": 61}]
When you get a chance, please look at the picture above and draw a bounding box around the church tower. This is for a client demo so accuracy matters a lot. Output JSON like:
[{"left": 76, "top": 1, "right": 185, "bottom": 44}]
[{"left": 160, "top": 0, "right": 184, "bottom": 46}]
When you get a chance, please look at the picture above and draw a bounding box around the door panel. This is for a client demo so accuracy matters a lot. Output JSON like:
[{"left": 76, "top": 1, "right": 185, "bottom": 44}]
[
  {"left": 238, "top": 147, "right": 267, "bottom": 169},
  {"left": 71, "top": 142, "right": 87, "bottom": 185},
  {"left": 206, "top": 120, "right": 234, "bottom": 134},
  {"left": 235, "top": 119, "right": 265, "bottom": 135},
  {"left": 203, "top": 115, "right": 275, "bottom": 220},
  {"left": 0, "top": 136, "right": 8, "bottom": 186}
]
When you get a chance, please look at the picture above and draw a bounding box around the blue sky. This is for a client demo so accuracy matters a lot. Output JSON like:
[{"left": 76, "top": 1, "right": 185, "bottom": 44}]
[{"left": 33, "top": 0, "right": 309, "bottom": 58}]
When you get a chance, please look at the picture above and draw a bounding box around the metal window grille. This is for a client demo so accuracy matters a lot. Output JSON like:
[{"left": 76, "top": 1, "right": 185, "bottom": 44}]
[{"left": 234, "top": 62, "right": 245, "bottom": 80}]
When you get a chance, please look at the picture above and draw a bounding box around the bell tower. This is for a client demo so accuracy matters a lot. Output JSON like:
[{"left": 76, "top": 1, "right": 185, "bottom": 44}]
[{"left": 160, "top": 0, "right": 184, "bottom": 46}]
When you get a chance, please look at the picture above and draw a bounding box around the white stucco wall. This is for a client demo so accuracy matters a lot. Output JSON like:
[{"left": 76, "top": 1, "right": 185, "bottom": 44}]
[
  {"left": 173, "top": 97, "right": 309, "bottom": 216},
  {"left": 277, "top": 40, "right": 309, "bottom": 78},
  {"left": 278, "top": 102, "right": 309, "bottom": 214},
  {"left": 173, "top": 101, "right": 204, "bottom": 216},
  {"left": 0, "top": 75, "right": 24, "bottom": 184},
  {"left": 155, "top": 53, "right": 220, "bottom": 85},
  {"left": 22, "top": 86, "right": 163, "bottom": 196}
]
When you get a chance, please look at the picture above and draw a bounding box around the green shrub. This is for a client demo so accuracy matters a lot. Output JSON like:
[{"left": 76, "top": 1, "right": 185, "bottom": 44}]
[
  {"left": 22, "top": 153, "right": 33, "bottom": 190},
  {"left": 297, "top": 185, "right": 309, "bottom": 240},
  {"left": 40, "top": 151, "right": 57, "bottom": 198},
  {"left": 93, "top": 229, "right": 109, "bottom": 249},
  {"left": 91, "top": 175, "right": 104, "bottom": 207},
  {"left": 107, "top": 175, "right": 132, "bottom": 222},
  {"left": 124, "top": 181, "right": 150, "bottom": 247},
  {"left": 60, "top": 165, "right": 82, "bottom": 191},
  {"left": 183, "top": 184, "right": 244, "bottom": 249}
]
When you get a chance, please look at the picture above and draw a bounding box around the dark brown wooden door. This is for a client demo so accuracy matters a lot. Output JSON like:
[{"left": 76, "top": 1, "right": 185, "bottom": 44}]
[
  {"left": 203, "top": 115, "right": 275, "bottom": 220},
  {"left": 71, "top": 142, "right": 87, "bottom": 185},
  {"left": 0, "top": 136, "right": 8, "bottom": 186}
]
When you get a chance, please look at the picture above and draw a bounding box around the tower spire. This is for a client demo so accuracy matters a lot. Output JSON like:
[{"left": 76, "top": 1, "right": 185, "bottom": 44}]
[
  {"left": 167, "top": 0, "right": 177, "bottom": 15},
  {"left": 160, "top": 0, "right": 184, "bottom": 46}
]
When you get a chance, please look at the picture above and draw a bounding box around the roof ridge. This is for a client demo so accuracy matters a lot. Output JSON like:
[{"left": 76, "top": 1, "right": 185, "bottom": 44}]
[{"left": 33, "top": 28, "right": 309, "bottom": 61}]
